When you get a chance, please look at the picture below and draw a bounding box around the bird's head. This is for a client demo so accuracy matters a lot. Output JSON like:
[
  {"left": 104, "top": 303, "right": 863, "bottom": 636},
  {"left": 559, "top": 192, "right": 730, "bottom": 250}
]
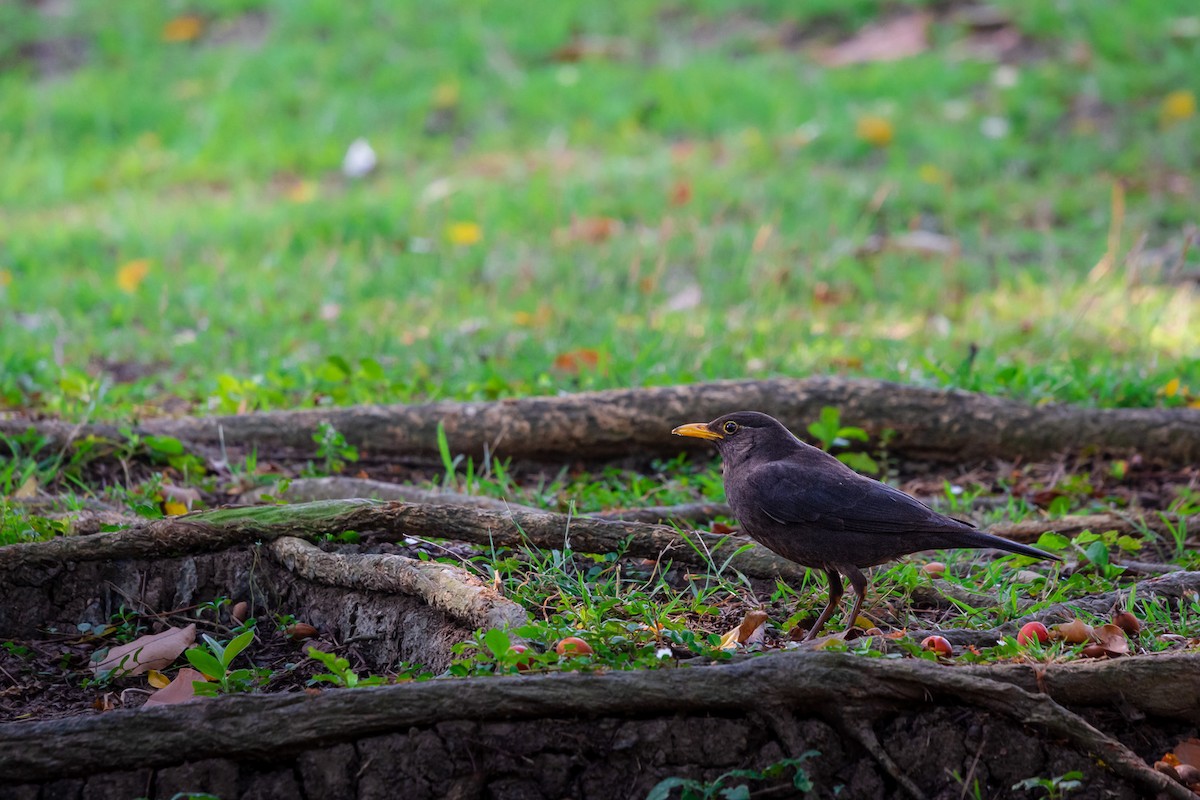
[{"left": 671, "top": 411, "right": 803, "bottom": 466}]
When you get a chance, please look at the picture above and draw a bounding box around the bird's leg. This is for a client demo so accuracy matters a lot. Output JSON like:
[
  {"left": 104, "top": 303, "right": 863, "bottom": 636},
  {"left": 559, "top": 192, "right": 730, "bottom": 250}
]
[
  {"left": 803, "top": 568, "right": 844, "bottom": 641},
  {"left": 842, "top": 565, "right": 869, "bottom": 633}
]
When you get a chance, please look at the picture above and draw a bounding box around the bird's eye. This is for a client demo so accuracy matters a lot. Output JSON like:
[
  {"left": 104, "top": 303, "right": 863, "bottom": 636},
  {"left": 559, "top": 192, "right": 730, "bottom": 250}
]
[{"left": 722, "top": 421, "right": 738, "bottom": 434}]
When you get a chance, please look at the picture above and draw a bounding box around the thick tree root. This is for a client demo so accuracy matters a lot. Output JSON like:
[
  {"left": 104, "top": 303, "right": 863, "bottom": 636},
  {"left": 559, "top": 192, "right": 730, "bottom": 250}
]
[
  {"left": 245, "top": 476, "right": 1198, "bottom": 547},
  {"left": 0, "top": 650, "right": 1195, "bottom": 796},
  {"left": 0, "top": 499, "right": 810, "bottom": 584},
  {"left": 4, "top": 377, "right": 1198, "bottom": 467},
  {"left": 267, "top": 537, "right": 527, "bottom": 633}
]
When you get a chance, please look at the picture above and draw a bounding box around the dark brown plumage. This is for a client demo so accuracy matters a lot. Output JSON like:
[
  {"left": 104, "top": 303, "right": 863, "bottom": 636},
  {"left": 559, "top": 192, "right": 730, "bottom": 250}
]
[{"left": 672, "top": 411, "right": 1059, "bottom": 640}]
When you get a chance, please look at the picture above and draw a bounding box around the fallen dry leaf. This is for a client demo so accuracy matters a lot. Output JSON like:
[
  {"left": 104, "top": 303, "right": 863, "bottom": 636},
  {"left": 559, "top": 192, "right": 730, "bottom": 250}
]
[
  {"left": 445, "top": 221, "right": 482, "bottom": 246},
  {"left": 737, "top": 610, "right": 769, "bottom": 643},
  {"left": 855, "top": 115, "right": 894, "bottom": 147},
  {"left": 1161, "top": 89, "right": 1196, "bottom": 126},
  {"left": 1092, "top": 623, "right": 1130, "bottom": 656},
  {"left": 553, "top": 348, "right": 600, "bottom": 374},
  {"left": 162, "top": 15, "right": 204, "bottom": 43},
  {"left": 554, "top": 217, "right": 621, "bottom": 245},
  {"left": 669, "top": 180, "right": 692, "bottom": 206},
  {"left": 142, "top": 668, "right": 208, "bottom": 708},
  {"left": 92, "top": 624, "right": 196, "bottom": 678},
  {"left": 116, "top": 259, "right": 151, "bottom": 293},
  {"left": 719, "top": 610, "right": 769, "bottom": 650},
  {"left": 146, "top": 669, "right": 170, "bottom": 689},
  {"left": 1051, "top": 618, "right": 1094, "bottom": 644},
  {"left": 162, "top": 501, "right": 189, "bottom": 516},
  {"left": 1175, "top": 738, "right": 1200, "bottom": 768},
  {"left": 1111, "top": 610, "right": 1141, "bottom": 636},
  {"left": 161, "top": 484, "right": 200, "bottom": 511},
  {"left": 815, "top": 13, "right": 930, "bottom": 67},
  {"left": 662, "top": 285, "right": 701, "bottom": 313}
]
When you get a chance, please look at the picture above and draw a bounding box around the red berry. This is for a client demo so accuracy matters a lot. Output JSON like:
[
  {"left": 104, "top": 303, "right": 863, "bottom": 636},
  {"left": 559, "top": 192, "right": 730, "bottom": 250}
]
[
  {"left": 507, "top": 644, "right": 534, "bottom": 672},
  {"left": 1017, "top": 621, "right": 1050, "bottom": 646},
  {"left": 922, "top": 561, "right": 946, "bottom": 578},
  {"left": 920, "top": 635, "right": 953, "bottom": 657},
  {"left": 554, "top": 637, "right": 594, "bottom": 657}
]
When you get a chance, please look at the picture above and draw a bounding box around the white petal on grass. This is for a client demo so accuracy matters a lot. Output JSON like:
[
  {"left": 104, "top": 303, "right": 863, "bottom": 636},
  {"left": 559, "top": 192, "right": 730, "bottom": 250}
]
[
  {"left": 664, "top": 285, "right": 702, "bottom": 312},
  {"left": 992, "top": 65, "right": 1019, "bottom": 88},
  {"left": 980, "top": 116, "right": 1010, "bottom": 139},
  {"left": 342, "top": 138, "right": 378, "bottom": 178}
]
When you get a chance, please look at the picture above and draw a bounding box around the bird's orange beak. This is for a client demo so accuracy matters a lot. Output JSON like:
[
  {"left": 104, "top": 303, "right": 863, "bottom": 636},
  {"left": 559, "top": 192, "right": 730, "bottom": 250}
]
[{"left": 671, "top": 422, "right": 723, "bottom": 441}]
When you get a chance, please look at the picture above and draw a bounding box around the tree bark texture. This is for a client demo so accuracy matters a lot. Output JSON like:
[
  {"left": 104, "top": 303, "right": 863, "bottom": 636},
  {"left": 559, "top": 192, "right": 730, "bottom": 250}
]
[
  {"left": 0, "top": 499, "right": 811, "bottom": 584},
  {"left": 244, "top": 476, "right": 1200, "bottom": 542},
  {"left": 0, "top": 528, "right": 525, "bottom": 672},
  {"left": 1, "top": 651, "right": 1196, "bottom": 798},
  {"left": 4, "top": 377, "right": 1198, "bottom": 466}
]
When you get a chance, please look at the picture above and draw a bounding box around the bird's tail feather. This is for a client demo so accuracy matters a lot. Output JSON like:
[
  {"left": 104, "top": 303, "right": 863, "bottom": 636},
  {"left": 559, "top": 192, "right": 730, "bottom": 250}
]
[{"left": 968, "top": 531, "right": 1061, "bottom": 561}]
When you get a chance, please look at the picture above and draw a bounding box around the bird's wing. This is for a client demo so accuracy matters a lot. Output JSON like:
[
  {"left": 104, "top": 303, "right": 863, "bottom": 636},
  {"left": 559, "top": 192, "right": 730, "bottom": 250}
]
[{"left": 747, "top": 461, "right": 971, "bottom": 535}]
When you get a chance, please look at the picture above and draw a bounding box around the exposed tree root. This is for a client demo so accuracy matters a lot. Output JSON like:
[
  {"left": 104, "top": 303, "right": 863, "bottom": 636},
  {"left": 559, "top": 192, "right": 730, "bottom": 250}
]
[
  {"left": 1, "top": 650, "right": 1195, "bottom": 796},
  {"left": 5, "top": 377, "right": 1198, "bottom": 468},
  {"left": 267, "top": 537, "right": 527, "bottom": 633},
  {"left": 245, "top": 476, "right": 1197, "bottom": 548},
  {"left": 243, "top": 476, "right": 734, "bottom": 525},
  {"left": 0, "top": 499, "right": 810, "bottom": 584}
]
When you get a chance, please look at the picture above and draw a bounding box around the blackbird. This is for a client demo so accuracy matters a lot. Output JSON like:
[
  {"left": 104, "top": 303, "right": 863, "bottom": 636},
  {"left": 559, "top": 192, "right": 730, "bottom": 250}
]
[{"left": 672, "top": 411, "right": 1059, "bottom": 640}]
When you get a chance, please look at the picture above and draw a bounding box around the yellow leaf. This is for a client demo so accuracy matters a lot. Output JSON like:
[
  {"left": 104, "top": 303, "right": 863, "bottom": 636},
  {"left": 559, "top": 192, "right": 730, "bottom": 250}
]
[
  {"left": 918, "top": 163, "right": 947, "bottom": 185},
  {"left": 163, "top": 500, "right": 189, "bottom": 517},
  {"left": 1161, "top": 90, "right": 1196, "bottom": 125},
  {"left": 856, "top": 115, "right": 894, "bottom": 147},
  {"left": 1163, "top": 377, "right": 1181, "bottom": 398},
  {"left": 147, "top": 669, "right": 170, "bottom": 689},
  {"left": 0, "top": 269, "right": 11, "bottom": 288},
  {"left": 162, "top": 15, "right": 204, "bottom": 43},
  {"left": 116, "top": 260, "right": 150, "bottom": 293},
  {"left": 432, "top": 81, "right": 460, "bottom": 109},
  {"left": 717, "top": 627, "right": 741, "bottom": 651},
  {"left": 445, "top": 221, "right": 482, "bottom": 246},
  {"left": 285, "top": 181, "right": 317, "bottom": 204},
  {"left": 15, "top": 475, "right": 38, "bottom": 499}
]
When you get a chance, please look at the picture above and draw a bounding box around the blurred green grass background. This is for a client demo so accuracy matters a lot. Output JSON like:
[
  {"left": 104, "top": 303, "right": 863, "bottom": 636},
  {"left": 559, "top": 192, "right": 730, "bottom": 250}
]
[{"left": 1, "top": 0, "right": 1197, "bottom": 420}]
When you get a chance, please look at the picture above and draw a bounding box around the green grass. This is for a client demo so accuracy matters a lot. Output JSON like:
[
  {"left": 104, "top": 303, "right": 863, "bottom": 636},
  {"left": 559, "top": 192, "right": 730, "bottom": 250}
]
[{"left": 1, "top": 0, "right": 1198, "bottom": 419}]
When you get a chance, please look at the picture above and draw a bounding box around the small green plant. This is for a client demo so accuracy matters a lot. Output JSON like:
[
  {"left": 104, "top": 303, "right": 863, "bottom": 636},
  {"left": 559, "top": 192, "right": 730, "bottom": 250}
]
[
  {"left": 194, "top": 597, "right": 231, "bottom": 620},
  {"left": 1012, "top": 770, "right": 1084, "bottom": 799},
  {"left": 0, "top": 503, "right": 70, "bottom": 545},
  {"left": 319, "top": 530, "right": 362, "bottom": 544},
  {"left": 185, "top": 628, "right": 264, "bottom": 695},
  {"left": 308, "top": 421, "right": 358, "bottom": 475},
  {"left": 1, "top": 641, "right": 32, "bottom": 659},
  {"left": 646, "top": 752, "right": 819, "bottom": 799},
  {"left": 1072, "top": 529, "right": 1141, "bottom": 580},
  {"left": 436, "top": 420, "right": 462, "bottom": 487},
  {"left": 307, "top": 647, "right": 385, "bottom": 688},
  {"left": 806, "top": 406, "right": 879, "bottom": 475}
]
